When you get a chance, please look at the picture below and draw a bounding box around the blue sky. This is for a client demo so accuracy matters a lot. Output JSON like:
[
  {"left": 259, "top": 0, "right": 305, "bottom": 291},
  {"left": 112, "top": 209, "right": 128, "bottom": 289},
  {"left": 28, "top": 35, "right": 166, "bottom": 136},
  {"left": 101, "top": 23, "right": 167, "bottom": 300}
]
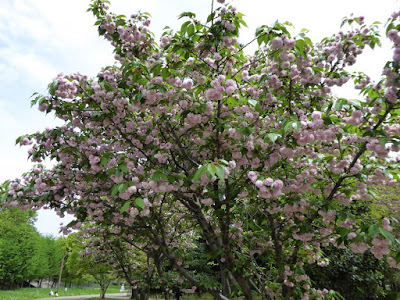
[{"left": 1, "top": 0, "right": 398, "bottom": 236}]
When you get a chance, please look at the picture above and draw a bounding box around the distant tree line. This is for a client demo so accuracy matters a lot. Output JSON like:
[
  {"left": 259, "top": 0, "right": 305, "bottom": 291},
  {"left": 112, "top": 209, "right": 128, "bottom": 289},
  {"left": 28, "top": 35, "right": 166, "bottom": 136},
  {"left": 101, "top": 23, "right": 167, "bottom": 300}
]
[
  {"left": 0, "top": 207, "right": 62, "bottom": 289},
  {"left": 0, "top": 207, "right": 118, "bottom": 290}
]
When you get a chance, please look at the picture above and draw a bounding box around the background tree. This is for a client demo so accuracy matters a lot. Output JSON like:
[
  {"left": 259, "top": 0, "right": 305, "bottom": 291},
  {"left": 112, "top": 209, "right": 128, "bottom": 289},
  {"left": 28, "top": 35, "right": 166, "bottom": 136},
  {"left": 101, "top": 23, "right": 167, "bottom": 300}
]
[
  {"left": 0, "top": 208, "right": 38, "bottom": 289},
  {"left": 306, "top": 246, "right": 389, "bottom": 300},
  {"left": 65, "top": 232, "right": 116, "bottom": 298},
  {"left": 303, "top": 184, "right": 400, "bottom": 299},
  {"left": 367, "top": 184, "right": 400, "bottom": 235},
  {"left": 29, "top": 235, "right": 65, "bottom": 287}
]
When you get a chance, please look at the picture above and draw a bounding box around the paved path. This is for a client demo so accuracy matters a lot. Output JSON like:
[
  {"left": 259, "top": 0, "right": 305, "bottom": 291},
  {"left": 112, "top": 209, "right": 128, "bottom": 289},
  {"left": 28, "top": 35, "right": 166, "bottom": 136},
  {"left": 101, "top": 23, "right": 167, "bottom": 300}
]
[{"left": 36, "top": 292, "right": 132, "bottom": 300}]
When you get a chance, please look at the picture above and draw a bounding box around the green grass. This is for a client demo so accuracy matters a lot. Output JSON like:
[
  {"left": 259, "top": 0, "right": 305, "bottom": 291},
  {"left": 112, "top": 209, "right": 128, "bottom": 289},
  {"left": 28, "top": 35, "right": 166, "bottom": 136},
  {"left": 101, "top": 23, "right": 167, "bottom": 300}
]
[
  {"left": 86, "top": 298, "right": 123, "bottom": 300},
  {"left": 0, "top": 285, "right": 122, "bottom": 300}
]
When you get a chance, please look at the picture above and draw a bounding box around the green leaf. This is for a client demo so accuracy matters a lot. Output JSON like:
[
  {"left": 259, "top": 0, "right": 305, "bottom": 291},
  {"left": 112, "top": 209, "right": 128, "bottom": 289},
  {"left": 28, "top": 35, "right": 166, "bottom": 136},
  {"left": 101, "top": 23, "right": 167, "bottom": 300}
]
[
  {"left": 248, "top": 99, "right": 257, "bottom": 107},
  {"left": 267, "top": 133, "right": 280, "bottom": 143},
  {"left": 119, "top": 164, "right": 128, "bottom": 173},
  {"left": 347, "top": 98, "right": 362, "bottom": 109},
  {"left": 207, "top": 164, "right": 217, "bottom": 176},
  {"left": 152, "top": 170, "right": 169, "bottom": 183},
  {"left": 193, "top": 165, "right": 207, "bottom": 183},
  {"left": 66, "top": 220, "right": 78, "bottom": 228},
  {"left": 151, "top": 64, "right": 162, "bottom": 76},
  {"left": 219, "top": 159, "right": 229, "bottom": 166},
  {"left": 48, "top": 81, "right": 59, "bottom": 96},
  {"left": 100, "top": 80, "right": 114, "bottom": 92},
  {"left": 283, "top": 121, "right": 294, "bottom": 132},
  {"left": 111, "top": 184, "right": 120, "bottom": 197},
  {"left": 337, "top": 227, "right": 349, "bottom": 239},
  {"left": 178, "top": 12, "right": 196, "bottom": 19},
  {"left": 368, "top": 224, "right": 379, "bottom": 237},
  {"left": 120, "top": 201, "right": 130, "bottom": 214},
  {"left": 295, "top": 39, "right": 308, "bottom": 56},
  {"left": 215, "top": 166, "right": 225, "bottom": 181},
  {"left": 100, "top": 157, "right": 108, "bottom": 167},
  {"left": 187, "top": 23, "right": 195, "bottom": 36},
  {"left": 161, "top": 68, "right": 170, "bottom": 80},
  {"left": 181, "top": 20, "right": 191, "bottom": 34},
  {"left": 303, "top": 36, "right": 313, "bottom": 47},
  {"left": 192, "top": 34, "right": 201, "bottom": 42},
  {"left": 239, "top": 19, "right": 248, "bottom": 28},
  {"left": 323, "top": 116, "right": 333, "bottom": 125},
  {"left": 118, "top": 183, "right": 127, "bottom": 194},
  {"left": 135, "top": 197, "right": 145, "bottom": 210},
  {"left": 379, "top": 227, "right": 395, "bottom": 243},
  {"left": 335, "top": 99, "right": 345, "bottom": 111},
  {"left": 206, "top": 12, "right": 215, "bottom": 23}
]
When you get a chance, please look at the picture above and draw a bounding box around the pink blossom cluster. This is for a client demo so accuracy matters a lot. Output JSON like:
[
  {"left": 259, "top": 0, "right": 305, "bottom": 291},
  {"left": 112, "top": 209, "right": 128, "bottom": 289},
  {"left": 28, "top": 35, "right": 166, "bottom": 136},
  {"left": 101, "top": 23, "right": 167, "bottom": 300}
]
[
  {"left": 54, "top": 73, "right": 80, "bottom": 99},
  {"left": 248, "top": 172, "right": 284, "bottom": 198},
  {"left": 318, "top": 210, "right": 335, "bottom": 224},
  {"left": 370, "top": 235, "right": 391, "bottom": 259},
  {"left": 387, "top": 256, "right": 400, "bottom": 269}
]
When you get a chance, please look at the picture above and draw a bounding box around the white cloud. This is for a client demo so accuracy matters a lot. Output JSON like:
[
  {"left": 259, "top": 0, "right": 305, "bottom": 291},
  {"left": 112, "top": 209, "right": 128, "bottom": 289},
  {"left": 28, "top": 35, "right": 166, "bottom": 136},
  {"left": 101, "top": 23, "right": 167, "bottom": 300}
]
[{"left": 4, "top": 51, "right": 58, "bottom": 88}]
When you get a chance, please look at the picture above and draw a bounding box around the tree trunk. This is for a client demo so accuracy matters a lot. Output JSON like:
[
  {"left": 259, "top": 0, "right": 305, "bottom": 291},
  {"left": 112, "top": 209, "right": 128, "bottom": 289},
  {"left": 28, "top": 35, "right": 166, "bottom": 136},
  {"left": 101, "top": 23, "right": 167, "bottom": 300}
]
[
  {"left": 282, "top": 285, "right": 293, "bottom": 300},
  {"left": 131, "top": 288, "right": 138, "bottom": 299},
  {"left": 163, "top": 291, "right": 170, "bottom": 300},
  {"left": 220, "top": 265, "right": 231, "bottom": 296},
  {"left": 233, "top": 274, "right": 254, "bottom": 300},
  {"left": 100, "top": 285, "right": 106, "bottom": 298},
  {"left": 139, "top": 290, "right": 147, "bottom": 300}
]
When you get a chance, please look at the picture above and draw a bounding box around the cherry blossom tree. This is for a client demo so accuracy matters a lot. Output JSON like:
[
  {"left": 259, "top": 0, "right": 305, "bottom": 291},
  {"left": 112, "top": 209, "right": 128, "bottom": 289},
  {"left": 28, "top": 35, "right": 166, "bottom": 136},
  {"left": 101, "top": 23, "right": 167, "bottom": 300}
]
[
  {"left": 79, "top": 223, "right": 169, "bottom": 300},
  {"left": 3, "top": 0, "right": 400, "bottom": 298}
]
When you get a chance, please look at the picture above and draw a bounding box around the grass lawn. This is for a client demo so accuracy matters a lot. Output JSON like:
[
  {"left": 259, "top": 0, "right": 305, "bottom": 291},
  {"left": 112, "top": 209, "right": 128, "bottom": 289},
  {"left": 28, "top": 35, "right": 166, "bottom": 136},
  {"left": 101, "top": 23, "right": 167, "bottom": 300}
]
[
  {"left": 0, "top": 285, "right": 122, "bottom": 300},
  {"left": 86, "top": 298, "right": 123, "bottom": 300}
]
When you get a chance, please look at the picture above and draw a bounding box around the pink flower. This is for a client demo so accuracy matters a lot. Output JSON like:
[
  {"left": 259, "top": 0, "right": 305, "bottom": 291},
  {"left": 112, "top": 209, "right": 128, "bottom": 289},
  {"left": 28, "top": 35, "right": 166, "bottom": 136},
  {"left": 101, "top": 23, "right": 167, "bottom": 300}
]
[
  {"left": 264, "top": 178, "right": 273, "bottom": 186},
  {"left": 39, "top": 103, "right": 49, "bottom": 112},
  {"left": 206, "top": 88, "right": 223, "bottom": 100},
  {"left": 226, "top": 86, "right": 236, "bottom": 95},
  {"left": 271, "top": 37, "right": 283, "bottom": 50},
  {"left": 347, "top": 232, "right": 357, "bottom": 240},
  {"left": 388, "top": 29, "right": 399, "bottom": 41},
  {"left": 248, "top": 171, "right": 257, "bottom": 182},
  {"left": 201, "top": 198, "right": 214, "bottom": 206},
  {"left": 272, "top": 180, "right": 283, "bottom": 189},
  {"left": 312, "top": 111, "right": 322, "bottom": 119},
  {"left": 255, "top": 180, "right": 264, "bottom": 188}
]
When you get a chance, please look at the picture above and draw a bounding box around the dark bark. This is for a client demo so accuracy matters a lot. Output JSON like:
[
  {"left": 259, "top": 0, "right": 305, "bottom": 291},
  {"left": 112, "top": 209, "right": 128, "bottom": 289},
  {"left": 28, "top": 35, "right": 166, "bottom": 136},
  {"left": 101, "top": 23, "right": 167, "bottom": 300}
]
[
  {"left": 163, "top": 291, "right": 171, "bottom": 300},
  {"left": 220, "top": 265, "right": 230, "bottom": 296},
  {"left": 139, "top": 290, "right": 148, "bottom": 300},
  {"left": 100, "top": 285, "right": 106, "bottom": 298},
  {"left": 131, "top": 288, "right": 138, "bottom": 299}
]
